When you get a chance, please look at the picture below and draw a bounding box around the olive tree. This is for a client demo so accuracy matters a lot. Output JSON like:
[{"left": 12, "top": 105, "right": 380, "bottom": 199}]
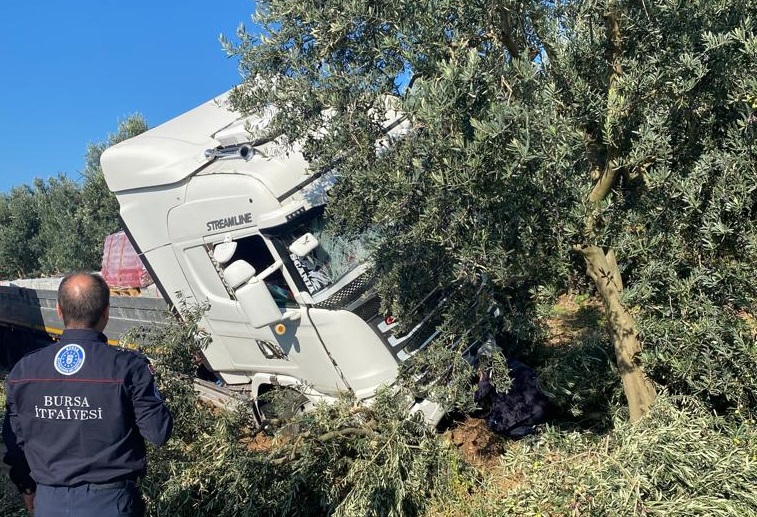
[
  {"left": 0, "top": 185, "right": 43, "bottom": 278},
  {"left": 0, "top": 115, "right": 147, "bottom": 278},
  {"left": 224, "top": 0, "right": 757, "bottom": 420},
  {"left": 77, "top": 114, "right": 149, "bottom": 267}
]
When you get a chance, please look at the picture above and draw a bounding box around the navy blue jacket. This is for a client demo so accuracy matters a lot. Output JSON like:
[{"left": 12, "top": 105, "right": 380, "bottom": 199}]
[{"left": 3, "top": 329, "right": 172, "bottom": 488}]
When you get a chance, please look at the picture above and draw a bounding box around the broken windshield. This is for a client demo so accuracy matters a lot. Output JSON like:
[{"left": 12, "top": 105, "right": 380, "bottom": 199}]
[{"left": 266, "top": 208, "right": 380, "bottom": 297}]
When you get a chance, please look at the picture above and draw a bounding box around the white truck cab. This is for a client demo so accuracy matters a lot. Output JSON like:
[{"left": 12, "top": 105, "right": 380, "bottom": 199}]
[{"left": 101, "top": 91, "right": 444, "bottom": 424}]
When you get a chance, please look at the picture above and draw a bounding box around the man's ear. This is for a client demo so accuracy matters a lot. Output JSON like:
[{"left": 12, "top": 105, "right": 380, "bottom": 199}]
[
  {"left": 97, "top": 305, "right": 110, "bottom": 331},
  {"left": 56, "top": 303, "right": 63, "bottom": 320}
]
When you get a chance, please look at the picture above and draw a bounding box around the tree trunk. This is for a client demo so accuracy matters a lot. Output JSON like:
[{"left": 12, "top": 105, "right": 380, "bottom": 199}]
[{"left": 575, "top": 245, "right": 656, "bottom": 421}]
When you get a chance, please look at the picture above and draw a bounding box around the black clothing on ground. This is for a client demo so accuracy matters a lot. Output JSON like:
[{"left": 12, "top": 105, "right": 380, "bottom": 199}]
[{"left": 475, "top": 358, "right": 552, "bottom": 437}]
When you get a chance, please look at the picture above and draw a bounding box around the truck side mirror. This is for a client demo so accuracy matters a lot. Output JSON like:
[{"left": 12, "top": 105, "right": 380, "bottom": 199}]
[
  {"left": 213, "top": 237, "right": 237, "bottom": 264},
  {"left": 223, "top": 260, "right": 255, "bottom": 287},
  {"left": 289, "top": 232, "right": 319, "bottom": 257},
  {"left": 236, "top": 278, "right": 284, "bottom": 328},
  {"left": 224, "top": 260, "right": 283, "bottom": 328}
]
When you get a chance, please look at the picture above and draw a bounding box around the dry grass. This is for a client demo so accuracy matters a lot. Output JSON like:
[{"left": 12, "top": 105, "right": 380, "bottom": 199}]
[{"left": 542, "top": 293, "right": 608, "bottom": 347}]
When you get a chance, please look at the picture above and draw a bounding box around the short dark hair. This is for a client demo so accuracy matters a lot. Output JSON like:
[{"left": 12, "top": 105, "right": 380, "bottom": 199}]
[{"left": 58, "top": 273, "right": 110, "bottom": 328}]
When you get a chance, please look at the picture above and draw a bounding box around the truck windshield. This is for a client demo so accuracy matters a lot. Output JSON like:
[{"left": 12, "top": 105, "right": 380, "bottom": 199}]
[{"left": 266, "top": 208, "right": 379, "bottom": 296}]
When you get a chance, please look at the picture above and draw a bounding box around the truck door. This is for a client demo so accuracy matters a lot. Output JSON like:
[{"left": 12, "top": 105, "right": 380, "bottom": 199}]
[{"left": 177, "top": 233, "right": 350, "bottom": 395}]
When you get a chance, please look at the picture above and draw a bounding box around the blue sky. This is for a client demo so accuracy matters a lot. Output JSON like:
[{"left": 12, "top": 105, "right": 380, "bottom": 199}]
[{"left": 0, "top": 0, "right": 256, "bottom": 194}]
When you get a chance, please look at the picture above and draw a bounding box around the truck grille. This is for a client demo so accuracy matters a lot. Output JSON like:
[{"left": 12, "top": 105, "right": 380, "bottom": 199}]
[
  {"left": 369, "top": 289, "right": 448, "bottom": 361},
  {"left": 312, "top": 273, "right": 375, "bottom": 311},
  {"left": 352, "top": 296, "right": 382, "bottom": 322}
]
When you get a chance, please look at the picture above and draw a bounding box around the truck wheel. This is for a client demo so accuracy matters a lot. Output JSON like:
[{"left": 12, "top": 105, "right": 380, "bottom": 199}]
[{"left": 256, "top": 386, "right": 311, "bottom": 435}]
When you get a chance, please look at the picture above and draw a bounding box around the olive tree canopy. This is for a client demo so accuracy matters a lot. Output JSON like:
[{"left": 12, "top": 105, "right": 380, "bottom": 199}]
[
  {"left": 224, "top": 0, "right": 757, "bottom": 420},
  {"left": 0, "top": 115, "right": 147, "bottom": 278}
]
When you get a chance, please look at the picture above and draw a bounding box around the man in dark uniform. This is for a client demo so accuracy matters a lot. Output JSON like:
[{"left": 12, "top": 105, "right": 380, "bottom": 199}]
[{"left": 2, "top": 272, "right": 173, "bottom": 516}]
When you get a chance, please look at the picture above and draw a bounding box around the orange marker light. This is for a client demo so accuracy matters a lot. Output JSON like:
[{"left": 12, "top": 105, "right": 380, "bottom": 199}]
[{"left": 274, "top": 323, "right": 286, "bottom": 335}]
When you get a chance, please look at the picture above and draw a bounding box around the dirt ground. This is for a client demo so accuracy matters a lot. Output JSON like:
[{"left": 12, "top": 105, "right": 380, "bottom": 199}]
[{"left": 441, "top": 416, "right": 505, "bottom": 469}]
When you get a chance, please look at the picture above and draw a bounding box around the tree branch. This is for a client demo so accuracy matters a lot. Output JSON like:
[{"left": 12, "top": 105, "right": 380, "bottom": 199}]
[
  {"left": 496, "top": 6, "right": 521, "bottom": 59},
  {"left": 573, "top": 244, "right": 656, "bottom": 421},
  {"left": 271, "top": 424, "right": 379, "bottom": 465},
  {"left": 588, "top": 5, "right": 625, "bottom": 203}
]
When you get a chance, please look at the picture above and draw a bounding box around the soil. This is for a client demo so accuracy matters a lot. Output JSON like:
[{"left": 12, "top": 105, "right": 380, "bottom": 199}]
[
  {"left": 441, "top": 416, "right": 505, "bottom": 469},
  {"left": 240, "top": 427, "right": 276, "bottom": 452},
  {"left": 441, "top": 293, "right": 606, "bottom": 467}
]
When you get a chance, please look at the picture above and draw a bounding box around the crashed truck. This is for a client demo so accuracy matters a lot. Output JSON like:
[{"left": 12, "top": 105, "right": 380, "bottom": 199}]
[{"left": 100, "top": 91, "right": 451, "bottom": 425}]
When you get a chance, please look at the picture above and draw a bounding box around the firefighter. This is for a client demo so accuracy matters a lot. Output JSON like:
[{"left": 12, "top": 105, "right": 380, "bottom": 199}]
[{"left": 3, "top": 272, "right": 172, "bottom": 516}]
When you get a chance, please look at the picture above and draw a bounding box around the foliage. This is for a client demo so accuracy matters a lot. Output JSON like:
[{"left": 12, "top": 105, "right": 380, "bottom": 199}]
[
  {"left": 0, "top": 115, "right": 147, "bottom": 279},
  {"left": 4, "top": 0, "right": 757, "bottom": 511},
  {"left": 125, "top": 300, "right": 470, "bottom": 517},
  {"left": 539, "top": 339, "right": 621, "bottom": 426},
  {"left": 432, "top": 394, "right": 757, "bottom": 516},
  {"left": 0, "top": 470, "right": 25, "bottom": 517},
  {"left": 121, "top": 295, "right": 215, "bottom": 441},
  {"left": 79, "top": 114, "right": 148, "bottom": 262},
  {"left": 398, "top": 340, "right": 480, "bottom": 414},
  {"left": 3, "top": 310, "right": 755, "bottom": 516},
  {"left": 0, "top": 381, "right": 26, "bottom": 517},
  {"left": 224, "top": 0, "right": 757, "bottom": 416},
  {"left": 579, "top": 0, "right": 757, "bottom": 412},
  {"left": 0, "top": 185, "right": 43, "bottom": 278},
  {"left": 35, "top": 175, "right": 89, "bottom": 274}
]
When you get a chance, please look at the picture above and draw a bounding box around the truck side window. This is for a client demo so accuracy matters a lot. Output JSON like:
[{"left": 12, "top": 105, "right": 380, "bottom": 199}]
[{"left": 224, "top": 235, "right": 296, "bottom": 308}]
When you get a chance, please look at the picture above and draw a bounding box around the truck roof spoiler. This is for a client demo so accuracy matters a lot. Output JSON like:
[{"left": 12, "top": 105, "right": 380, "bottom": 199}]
[{"left": 101, "top": 91, "right": 243, "bottom": 193}]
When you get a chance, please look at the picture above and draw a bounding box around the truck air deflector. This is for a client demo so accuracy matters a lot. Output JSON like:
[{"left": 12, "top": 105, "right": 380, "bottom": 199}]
[{"left": 101, "top": 92, "right": 241, "bottom": 192}]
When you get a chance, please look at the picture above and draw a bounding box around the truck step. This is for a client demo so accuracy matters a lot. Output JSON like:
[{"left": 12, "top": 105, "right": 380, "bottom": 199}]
[{"left": 194, "top": 378, "right": 245, "bottom": 411}]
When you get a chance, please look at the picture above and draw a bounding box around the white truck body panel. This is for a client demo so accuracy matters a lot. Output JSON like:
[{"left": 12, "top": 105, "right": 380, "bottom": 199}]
[
  {"left": 101, "top": 93, "right": 240, "bottom": 192},
  {"left": 101, "top": 90, "right": 440, "bottom": 422}
]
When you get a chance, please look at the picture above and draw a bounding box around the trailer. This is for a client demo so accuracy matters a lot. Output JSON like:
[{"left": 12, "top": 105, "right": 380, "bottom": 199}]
[{"left": 0, "top": 279, "right": 168, "bottom": 369}]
